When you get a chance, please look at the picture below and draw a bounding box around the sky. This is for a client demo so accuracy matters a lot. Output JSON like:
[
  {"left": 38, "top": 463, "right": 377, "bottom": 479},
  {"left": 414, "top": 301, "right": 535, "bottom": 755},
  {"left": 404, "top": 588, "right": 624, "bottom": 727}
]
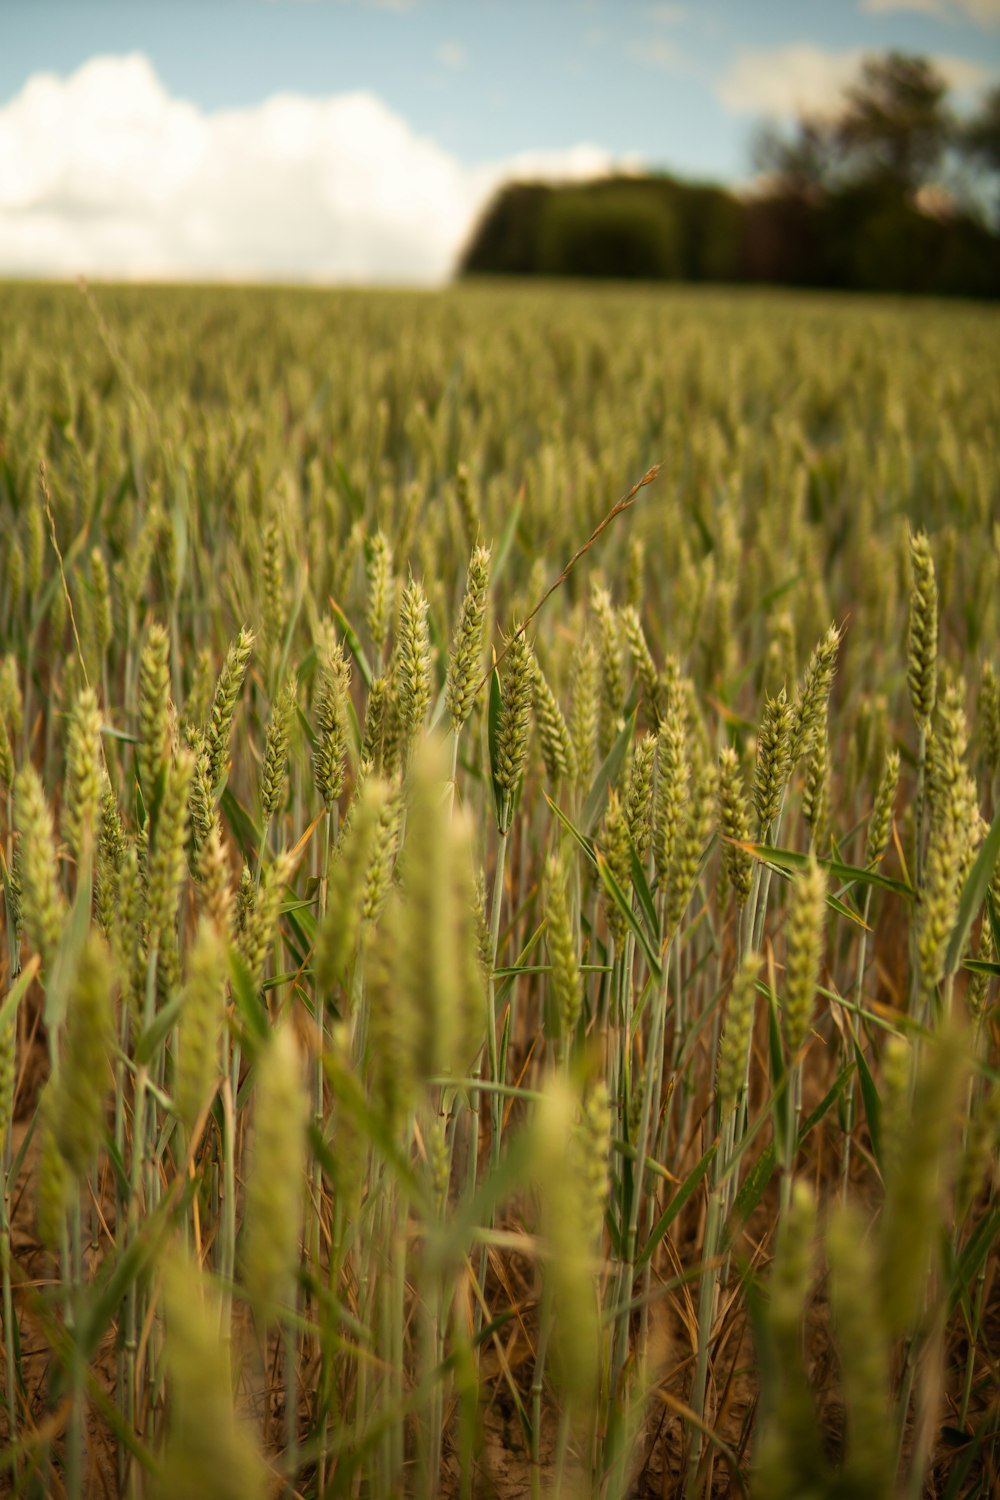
[{"left": 1, "top": 0, "right": 998, "bottom": 284}]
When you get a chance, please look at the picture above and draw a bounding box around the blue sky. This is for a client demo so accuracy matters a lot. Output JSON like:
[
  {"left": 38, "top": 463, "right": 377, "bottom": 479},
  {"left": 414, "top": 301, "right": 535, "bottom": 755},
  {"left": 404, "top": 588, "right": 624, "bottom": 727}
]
[{"left": 1, "top": 0, "right": 997, "bottom": 282}]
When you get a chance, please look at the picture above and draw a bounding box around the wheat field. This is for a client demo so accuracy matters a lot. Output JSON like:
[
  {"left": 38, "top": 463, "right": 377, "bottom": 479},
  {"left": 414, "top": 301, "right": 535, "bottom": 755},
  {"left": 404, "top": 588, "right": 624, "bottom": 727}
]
[{"left": 0, "top": 280, "right": 997, "bottom": 1498}]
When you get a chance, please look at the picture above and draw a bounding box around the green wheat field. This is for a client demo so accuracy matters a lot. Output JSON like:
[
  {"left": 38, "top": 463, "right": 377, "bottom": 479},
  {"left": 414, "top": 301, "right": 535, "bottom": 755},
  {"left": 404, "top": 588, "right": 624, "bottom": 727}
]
[{"left": 0, "top": 280, "right": 998, "bottom": 1498}]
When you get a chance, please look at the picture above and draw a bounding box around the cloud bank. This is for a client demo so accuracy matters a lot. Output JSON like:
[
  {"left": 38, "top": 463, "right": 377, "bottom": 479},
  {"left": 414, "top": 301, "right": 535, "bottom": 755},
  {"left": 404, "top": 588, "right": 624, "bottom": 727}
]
[{"left": 0, "top": 54, "right": 622, "bottom": 283}]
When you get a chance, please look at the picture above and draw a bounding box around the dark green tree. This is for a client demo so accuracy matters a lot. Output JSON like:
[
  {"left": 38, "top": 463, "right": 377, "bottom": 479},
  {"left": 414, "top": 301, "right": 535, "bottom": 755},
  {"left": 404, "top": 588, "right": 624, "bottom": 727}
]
[
  {"left": 458, "top": 51, "right": 1000, "bottom": 296},
  {"left": 536, "top": 184, "right": 682, "bottom": 280}
]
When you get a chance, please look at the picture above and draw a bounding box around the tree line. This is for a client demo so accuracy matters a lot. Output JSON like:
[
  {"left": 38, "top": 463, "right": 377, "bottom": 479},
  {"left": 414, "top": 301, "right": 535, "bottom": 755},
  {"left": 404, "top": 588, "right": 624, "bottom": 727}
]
[{"left": 459, "top": 54, "right": 1000, "bottom": 297}]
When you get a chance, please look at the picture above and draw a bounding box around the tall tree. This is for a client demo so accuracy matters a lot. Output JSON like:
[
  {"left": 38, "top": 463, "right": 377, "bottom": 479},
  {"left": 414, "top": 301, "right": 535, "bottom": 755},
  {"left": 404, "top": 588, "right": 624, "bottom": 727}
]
[
  {"left": 752, "top": 116, "right": 834, "bottom": 198},
  {"left": 835, "top": 52, "right": 951, "bottom": 195},
  {"left": 754, "top": 52, "right": 952, "bottom": 201}
]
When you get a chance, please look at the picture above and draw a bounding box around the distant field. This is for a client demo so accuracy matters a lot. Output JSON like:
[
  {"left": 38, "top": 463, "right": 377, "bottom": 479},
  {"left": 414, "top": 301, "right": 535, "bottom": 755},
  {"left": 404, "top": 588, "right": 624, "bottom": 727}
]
[{"left": 0, "top": 280, "right": 997, "bottom": 1498}]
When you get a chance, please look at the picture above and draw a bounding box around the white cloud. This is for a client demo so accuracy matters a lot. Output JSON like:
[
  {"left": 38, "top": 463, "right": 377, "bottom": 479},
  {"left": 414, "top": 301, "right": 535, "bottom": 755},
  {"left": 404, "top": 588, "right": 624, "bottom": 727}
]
[
  {"left": 861, "top": 0, "right": 1000, "bottom": 25},
  {"left": 717, "top": 42, "right": 992, "bottom": 116},
  {"left": 0, "top": 54, "right": 624, "bottom": 283},
  {"left": 717, "top": 45, "right": 865, "bottom": 116},
  {"left": 647, "top": 4, "right": 688, "bottom": 21}
]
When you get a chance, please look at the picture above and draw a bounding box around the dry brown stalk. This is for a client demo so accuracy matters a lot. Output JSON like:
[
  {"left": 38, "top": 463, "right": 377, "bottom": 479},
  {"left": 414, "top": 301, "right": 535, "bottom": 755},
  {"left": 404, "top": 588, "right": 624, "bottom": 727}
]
[{"left": 478, "top": 464, "right": 661, "bottom": 692}]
